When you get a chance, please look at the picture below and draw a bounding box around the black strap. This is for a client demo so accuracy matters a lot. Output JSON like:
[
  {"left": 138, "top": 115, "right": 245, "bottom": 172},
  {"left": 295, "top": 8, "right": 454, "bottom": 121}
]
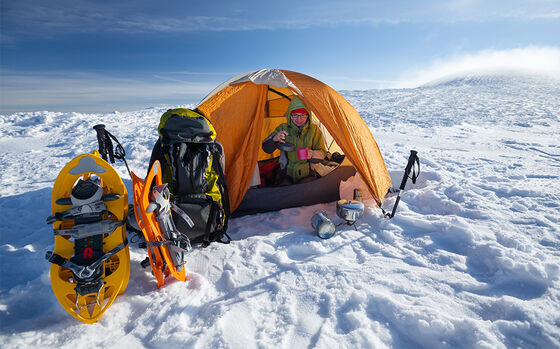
[
  {"left": 168, "top": 143, "right": 181, "bottom": 194},
  {"left": 202, "top": 201, "right": 220, "bottom": 247},
  {"left": 45, "top": 238, "right": 128, "bottom": 280},
  {"left": 211, "top": 144, "right": 231, "bottom": 221},
  {"left": 210, "top": 144, "right": 231, "bottom": 243}
]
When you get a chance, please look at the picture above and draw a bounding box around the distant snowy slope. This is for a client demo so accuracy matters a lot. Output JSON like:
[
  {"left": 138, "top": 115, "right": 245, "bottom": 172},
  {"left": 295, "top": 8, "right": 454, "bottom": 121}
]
[
  {"left": 421, "top": 71, "right": 560, "bottom": 88},
  {"left": 343, "top": 72, "right": 560, "bottom": 130},
  {"left": 1, "top": 73, "right": 559, "bottom": 348}
]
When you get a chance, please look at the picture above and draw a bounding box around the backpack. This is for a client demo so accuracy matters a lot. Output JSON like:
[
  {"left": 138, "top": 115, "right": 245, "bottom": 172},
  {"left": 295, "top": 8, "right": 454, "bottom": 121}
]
[{"left": 148, "top": 108, "right": 230, "bottom": 246}]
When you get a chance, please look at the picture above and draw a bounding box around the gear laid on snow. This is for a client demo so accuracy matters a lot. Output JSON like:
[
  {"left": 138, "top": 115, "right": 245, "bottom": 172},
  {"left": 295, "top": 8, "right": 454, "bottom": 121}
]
[
  {"left": 45, "top": 151, "right": 130, "bottom": 324},
  {"left": 147, "top": 183, "right": 193, "bottom": 268},
  {"left": 131, "top": 160, "right": 190, "bottom": 288},
  {"left": 148, "top": 108, "right": 231, "bottom": 247}
]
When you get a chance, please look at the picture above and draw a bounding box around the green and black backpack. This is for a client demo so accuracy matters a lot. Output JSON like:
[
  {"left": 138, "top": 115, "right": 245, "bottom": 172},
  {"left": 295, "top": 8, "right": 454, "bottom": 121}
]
[{"left": 148, "top": 108, "right": 230, "bottom": 246}]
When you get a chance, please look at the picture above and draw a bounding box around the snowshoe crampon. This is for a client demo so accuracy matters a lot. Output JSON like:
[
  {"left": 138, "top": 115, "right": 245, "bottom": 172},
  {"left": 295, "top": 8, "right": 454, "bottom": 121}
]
[
  {"left": 46, "top": 151, "right": 130, "bottom": 324},
  {"left": 131, "top": 160, "right": 188, "bottom": 288}
]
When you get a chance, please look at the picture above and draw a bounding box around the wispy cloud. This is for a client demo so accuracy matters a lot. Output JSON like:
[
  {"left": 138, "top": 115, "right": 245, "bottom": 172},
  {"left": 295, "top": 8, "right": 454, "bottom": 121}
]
[
  {"left": 393, "top": 46, "right": 560, "bottom": 88},
  {"left": 2, "top": 0, "right": 558, "bottom": 40},
  {"left": 0, "top": 70, "right": 223, "bottom": 113}
]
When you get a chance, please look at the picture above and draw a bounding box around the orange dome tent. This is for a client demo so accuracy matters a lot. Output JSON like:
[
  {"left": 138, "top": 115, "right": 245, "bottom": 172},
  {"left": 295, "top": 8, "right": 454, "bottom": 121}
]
[{"left": 196, "top": 69, "right": 392, "bottom": 214}]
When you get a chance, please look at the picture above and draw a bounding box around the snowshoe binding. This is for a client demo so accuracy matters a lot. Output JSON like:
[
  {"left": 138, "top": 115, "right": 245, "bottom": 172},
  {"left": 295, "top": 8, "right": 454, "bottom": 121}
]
[
  {"left": 45, "top": 151, "right": 130, "bottom": 324},
  {"left": 131, "top": 160, "right": 193, "bottom": 288}
]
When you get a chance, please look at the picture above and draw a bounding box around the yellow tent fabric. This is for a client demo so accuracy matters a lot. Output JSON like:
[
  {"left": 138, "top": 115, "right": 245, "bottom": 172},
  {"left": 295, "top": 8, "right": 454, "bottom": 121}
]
[{"left": 197, "top": 69, "right": 392, "bottom": 212}]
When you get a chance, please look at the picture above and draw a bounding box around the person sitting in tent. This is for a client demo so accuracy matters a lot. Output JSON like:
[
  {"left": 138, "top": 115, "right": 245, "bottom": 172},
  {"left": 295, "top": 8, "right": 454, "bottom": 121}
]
[{"left": 262, "top": 96, "right": 327, "bottom": 185}]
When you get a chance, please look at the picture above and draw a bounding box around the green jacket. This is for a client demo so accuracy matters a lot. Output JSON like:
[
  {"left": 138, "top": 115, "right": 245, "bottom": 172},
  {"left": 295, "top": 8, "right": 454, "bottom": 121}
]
[{"left": 267, "top": 96, "right": 327, "bottom": 181}]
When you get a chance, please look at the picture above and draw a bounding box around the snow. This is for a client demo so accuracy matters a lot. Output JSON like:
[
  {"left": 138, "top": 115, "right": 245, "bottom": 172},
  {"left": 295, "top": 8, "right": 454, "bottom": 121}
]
[{"left": 1, "top": 73, "right": 559, "bottom": 348}]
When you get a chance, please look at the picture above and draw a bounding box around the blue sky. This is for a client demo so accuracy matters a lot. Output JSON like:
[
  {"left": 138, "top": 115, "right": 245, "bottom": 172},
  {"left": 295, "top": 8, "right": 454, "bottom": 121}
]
[{"left": 1, "top": 0, "right": 559, "bottom": 113}]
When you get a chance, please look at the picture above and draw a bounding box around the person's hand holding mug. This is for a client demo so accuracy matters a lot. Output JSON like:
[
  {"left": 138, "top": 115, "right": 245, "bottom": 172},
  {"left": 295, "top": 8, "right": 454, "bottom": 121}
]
[
  {"left": 297, "top": 148, "right": 312, "bottom": 160},
  {"left": 306, "top": 148, "right": 313, "bottom": 159},
  {"left": 273, "top": 131, "right": 289, "bottom": 143}
]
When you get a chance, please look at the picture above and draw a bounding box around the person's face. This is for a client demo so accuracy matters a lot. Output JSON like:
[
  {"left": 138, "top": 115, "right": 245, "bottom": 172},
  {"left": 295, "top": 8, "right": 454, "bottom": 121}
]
[{"left": 291, "top": 112, "right": 308, "bottom": 127}]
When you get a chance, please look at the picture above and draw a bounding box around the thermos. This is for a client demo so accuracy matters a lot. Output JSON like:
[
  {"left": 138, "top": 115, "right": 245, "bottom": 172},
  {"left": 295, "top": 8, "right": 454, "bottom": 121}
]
[{"left": 311, "top": 210, "right": 336, "bottom": 239}]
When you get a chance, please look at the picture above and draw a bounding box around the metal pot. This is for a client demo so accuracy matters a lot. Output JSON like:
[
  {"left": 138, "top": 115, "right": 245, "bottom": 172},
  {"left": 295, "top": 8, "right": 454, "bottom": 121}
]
[
  {"left": 275, "top": 141, "right": 296, "bottom": 152},
  {"left": 336, "top": 199, "right": 364, "bottom": 224}
]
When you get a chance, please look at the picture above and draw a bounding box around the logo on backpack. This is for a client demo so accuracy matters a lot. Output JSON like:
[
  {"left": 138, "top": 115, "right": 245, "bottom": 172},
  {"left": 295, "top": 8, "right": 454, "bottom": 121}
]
[{"left": 149, "top": 108, "right": 230, "bottom": 246}]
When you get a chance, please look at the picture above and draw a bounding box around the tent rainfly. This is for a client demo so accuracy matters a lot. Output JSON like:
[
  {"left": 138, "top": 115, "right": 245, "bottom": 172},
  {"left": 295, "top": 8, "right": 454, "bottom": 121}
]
[{"left": 196, "top": 69, "right": 392, "bottom": 215}]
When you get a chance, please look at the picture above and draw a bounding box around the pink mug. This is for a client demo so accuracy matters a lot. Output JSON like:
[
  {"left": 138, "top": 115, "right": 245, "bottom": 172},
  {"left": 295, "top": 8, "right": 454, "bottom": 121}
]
[{"left": 297, "top": 148, "right": 308, "bottom": 160}]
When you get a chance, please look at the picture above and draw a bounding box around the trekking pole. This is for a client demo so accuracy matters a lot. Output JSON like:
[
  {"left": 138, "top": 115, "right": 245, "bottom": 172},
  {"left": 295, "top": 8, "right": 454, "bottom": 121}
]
[
  {"left": 93, "top": 124, "right": 114, "bottom": 163},
  {"left": 383, "top": 150, "right": 420, "bottom": 219},
  {"left": 93, "top": 124, "right": 132, "bottom": 178}
]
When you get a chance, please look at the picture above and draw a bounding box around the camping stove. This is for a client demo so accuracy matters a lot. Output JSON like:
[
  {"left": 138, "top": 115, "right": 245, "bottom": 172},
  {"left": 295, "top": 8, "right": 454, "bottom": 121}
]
[{"left": 336, "top": 199, "right": 364, "bottom": 225}]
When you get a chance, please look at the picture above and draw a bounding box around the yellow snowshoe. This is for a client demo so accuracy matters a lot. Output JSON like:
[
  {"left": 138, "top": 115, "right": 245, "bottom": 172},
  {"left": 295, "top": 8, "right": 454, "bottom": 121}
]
[{"left": 46, "top": 151, "right": 130, "bottom": 324}]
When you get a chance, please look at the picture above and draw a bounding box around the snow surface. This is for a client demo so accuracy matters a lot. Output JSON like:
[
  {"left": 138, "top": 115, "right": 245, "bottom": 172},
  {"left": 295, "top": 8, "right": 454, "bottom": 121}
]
[{"left": 1, "top": 73, "right": 559, "bottom": 348}]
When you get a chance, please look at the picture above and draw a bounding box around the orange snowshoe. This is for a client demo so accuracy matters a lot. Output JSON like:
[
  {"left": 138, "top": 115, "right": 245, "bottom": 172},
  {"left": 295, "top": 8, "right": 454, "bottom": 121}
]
[{"left": 131, "top": 160, "right": 192, "bottom": 288}]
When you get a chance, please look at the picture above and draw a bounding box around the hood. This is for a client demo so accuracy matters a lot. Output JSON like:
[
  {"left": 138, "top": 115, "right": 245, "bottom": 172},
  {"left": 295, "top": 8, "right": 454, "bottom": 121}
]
[{"left": 285, "top": 96, "right": 310, "bottom": 129}]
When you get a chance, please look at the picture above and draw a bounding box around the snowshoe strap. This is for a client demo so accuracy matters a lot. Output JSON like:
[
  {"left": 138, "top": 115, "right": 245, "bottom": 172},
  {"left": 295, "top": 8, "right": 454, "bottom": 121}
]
[
  {"left": 173, "top": 234, "right": 192, "bottom": 251},
  {"left": 138, "top": 241, "right": 169, "bottom": 248},
  {"left": 53, "top": 219, "right": 126, "bottom": 239},
  {"left": 138, "top": 235, "right": 192, "bottom": 252},
  {"left": 45, "top": 238, "right": 128, "bottom": 280},
  {"left": 46, "top": 201, "right": 108, "bottom": 224}
]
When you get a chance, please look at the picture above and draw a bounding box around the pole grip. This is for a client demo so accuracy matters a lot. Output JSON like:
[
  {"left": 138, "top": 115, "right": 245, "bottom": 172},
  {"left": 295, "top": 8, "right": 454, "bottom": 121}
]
[
  {"left": 93, "top": 124, "right": 108, "bottom": 161},
  {"left": 385, "top": 150, "right": 420, "bottom": 219},
  {"left": 399, "top": 150, "right": 418, "bottom": 190}
]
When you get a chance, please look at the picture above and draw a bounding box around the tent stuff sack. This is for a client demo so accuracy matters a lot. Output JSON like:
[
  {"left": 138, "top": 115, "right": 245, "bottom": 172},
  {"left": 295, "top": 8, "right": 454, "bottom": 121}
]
[{"left": 148, "top": 108, "right": 231, "bottom": 246}]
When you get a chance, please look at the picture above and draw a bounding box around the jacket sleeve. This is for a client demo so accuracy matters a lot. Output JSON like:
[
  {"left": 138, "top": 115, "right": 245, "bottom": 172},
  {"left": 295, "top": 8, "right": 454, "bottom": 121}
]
[{"left": 262, "top": 135, "right": 277, "bottom": 154}]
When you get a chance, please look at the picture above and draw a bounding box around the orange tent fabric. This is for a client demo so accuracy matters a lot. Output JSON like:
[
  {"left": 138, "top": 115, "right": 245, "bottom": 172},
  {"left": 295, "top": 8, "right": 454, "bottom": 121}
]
[{"left": 197, "top": 69, "right": 391, "bottom": 211}]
